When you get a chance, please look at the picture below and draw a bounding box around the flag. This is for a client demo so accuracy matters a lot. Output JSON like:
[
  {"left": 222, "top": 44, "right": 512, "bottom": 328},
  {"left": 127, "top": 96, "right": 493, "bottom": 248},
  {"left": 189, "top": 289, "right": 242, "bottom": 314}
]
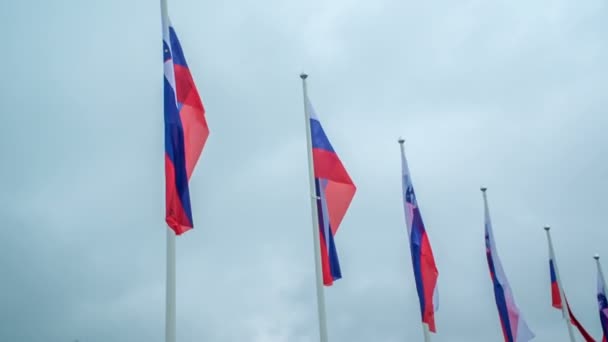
[
  {"left": 482, "top": 188, "right": 534, "bottom": 342},
  {"left": 549, "top": 259, "right": 561, "bottom": 309},
  {"left": 549, "top": 259, "right": 595, "bottom": 342},
  {"left": 597, "top": 266, "right": 608, "bottom": 342},
  {"left": 306, "top": 96, "right": 356, "bottom": 286},
  {"left": 163, "top": 16, "right": 209, "bottom": 235},
  {"left": 399, "top": 141, "right": 439, "bottom": 332}
]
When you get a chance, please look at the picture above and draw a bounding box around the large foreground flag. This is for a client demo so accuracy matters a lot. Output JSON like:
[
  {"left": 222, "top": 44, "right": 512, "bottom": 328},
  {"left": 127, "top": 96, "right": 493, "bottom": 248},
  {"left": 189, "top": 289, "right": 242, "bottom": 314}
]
[
  {"left": 549, "top": 259, "right": 595, "bottom": 342},
  {"left": 163, "top": 16, "right": 209, "bottom": 235},
  {"left": 482, "top": 188, "right": 534, "bottom": 342},
  {"left": 399, "top": 140, "right": 439, "bottom": 333},
  {"left": 306, "top": 96, "right": 356, "bottom": 286},
  {"left": 596, "top": 259, "right": 608, "bottom": 342}
]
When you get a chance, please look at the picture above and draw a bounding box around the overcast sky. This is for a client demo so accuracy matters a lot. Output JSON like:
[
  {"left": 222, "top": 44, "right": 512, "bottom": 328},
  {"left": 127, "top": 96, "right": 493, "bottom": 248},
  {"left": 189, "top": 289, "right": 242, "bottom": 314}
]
[{"left": 1, "top": 0, "right": 607, "bottom": 341}]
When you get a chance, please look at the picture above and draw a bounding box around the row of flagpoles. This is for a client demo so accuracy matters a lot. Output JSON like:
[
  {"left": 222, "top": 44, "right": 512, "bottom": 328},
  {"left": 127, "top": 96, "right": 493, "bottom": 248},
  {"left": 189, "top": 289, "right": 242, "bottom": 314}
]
[{"left": 159, "top": 1, "right": 607, "bottom": 341}]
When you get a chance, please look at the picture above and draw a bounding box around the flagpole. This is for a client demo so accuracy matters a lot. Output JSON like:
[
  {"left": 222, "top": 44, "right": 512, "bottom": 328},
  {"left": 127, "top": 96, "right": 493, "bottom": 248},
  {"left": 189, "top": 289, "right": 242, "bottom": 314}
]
[
  {"left": 165, "top": 229, "right": 177, "bottom": 342},
  {"left": 160, "top": 1, "right": 176, "bottom": 342},
  {"left": 422, "top": 323, "right": 431, "bottom": 342},
  {"left": 595, "top": 254, "right": 607, "bottom": 296},
  {"left": 544, "top": 226, "right": 576, "bottom": 342},
  {"left": 161, "top": 0, "right": 169, "bottom": 32},
  {"left": 300, "top": 73, "right": 329, "bottom": 342}
]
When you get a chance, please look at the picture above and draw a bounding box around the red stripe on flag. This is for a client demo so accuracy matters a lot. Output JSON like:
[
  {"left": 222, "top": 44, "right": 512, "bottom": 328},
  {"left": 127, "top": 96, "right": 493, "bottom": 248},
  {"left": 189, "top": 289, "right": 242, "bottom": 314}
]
[
  {"left": 319, "top": 232, "right": 333, "bottom": 286},
  {"left": 179, "top": 104, "right": 209, "bottom": 179},
  {"left": 420, "top": 232, "right": 438, "bottom": 332},
  {"left": 312, "top": 149, "right": 355, "bottom": 235},
  {"left": 551, "top": 282, "right": 562, "bottom": 309},
  {"left": 173, "top": 65, "right": 204, "bottom": 110},
  {"left": 165, "top": 154, "right": 192, "bottom": 235}
]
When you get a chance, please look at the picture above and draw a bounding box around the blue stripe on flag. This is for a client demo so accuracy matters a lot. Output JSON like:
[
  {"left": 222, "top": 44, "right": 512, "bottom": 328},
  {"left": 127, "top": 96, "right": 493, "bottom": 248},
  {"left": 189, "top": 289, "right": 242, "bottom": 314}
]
[
  {"left": 410, "top": 209, "right": 426, "bottom": 317},
  {"left": 487, "top": 250, "right": 514, "bottom": 342},
  {"left": 169, "top": 26, "right": 189, "bottom": 68},
  {"left": 164, "top": 74, "right": 193, "bottom": 224},
  {"left": 310, "top": 118, "right": 335, "bottom": 153}
]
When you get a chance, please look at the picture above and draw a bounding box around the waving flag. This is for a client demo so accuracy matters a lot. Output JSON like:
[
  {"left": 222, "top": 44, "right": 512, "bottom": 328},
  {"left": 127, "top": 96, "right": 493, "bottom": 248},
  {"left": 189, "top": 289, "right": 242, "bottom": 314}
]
[
  {"left": 399, "top": 140, "right": 439, "bottom": 333},
  {"left": 481, "top": 188, "right": 534, "bottom": 342},
  {"left": 163, "top": 16, "right": 209, "bottom": 235},
  {"left": 596, "top": 259, "right": 608, "bottom": 342},
  {"left": 306, "top": 96, "right": 356, "bottom": 286},
  {"left": 549, "top": 259, "right": 595, "bottom": 342}
]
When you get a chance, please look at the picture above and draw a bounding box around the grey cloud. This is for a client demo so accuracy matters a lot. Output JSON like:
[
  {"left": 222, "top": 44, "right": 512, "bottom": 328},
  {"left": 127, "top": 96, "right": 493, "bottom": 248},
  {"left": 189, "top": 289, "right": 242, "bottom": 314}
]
[{"left": 1, "top": 0, "right": 607, "bottom": 341}]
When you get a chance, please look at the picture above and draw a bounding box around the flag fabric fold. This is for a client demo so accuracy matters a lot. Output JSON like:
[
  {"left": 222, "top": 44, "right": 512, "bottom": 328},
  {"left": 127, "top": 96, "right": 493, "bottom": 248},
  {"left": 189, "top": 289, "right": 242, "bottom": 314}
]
[
  {"left": 306, "top": 96, "right": 356, "bottom": 286},
  {"left": 482, "top": 189, "right": 534, "bottom": 342},
  {"left": 597, "top": 265, "right": 608, "bottom": 342},
  {"left": 163, "top": 17, "right": 209, "bottom": 235},
  {"left": 567, "top": 301, "right": 596, "bottom": 342},
  {"left": 399, "top": 142, "right": 439, "bottom": 332},
  {"left": 549, "top": 259, "right": 595, "bottom": 342}
]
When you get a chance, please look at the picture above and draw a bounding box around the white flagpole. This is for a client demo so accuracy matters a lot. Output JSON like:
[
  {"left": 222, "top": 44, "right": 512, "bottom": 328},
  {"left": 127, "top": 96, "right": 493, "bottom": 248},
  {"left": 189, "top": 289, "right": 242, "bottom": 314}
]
[
  {"left": 422, "top": 323, "right": 431, "bottom": 342},
  {"left": 544, "top": 226, "right": 576, "bottom": 342},
  {"left": 166, "top": 229, "right": 177, "bottom": 342},
  {"left": 399, "top": 139, "right": 432, "bottom": 342},
  {"left": 300, "top": 73, "right": 329, "bottom": 342},
  {"left": 594, "top": 254, "right": 607, "bottom": 297},
  {"left": 160, "top": 1, "right": 176, "bottom": 342}
]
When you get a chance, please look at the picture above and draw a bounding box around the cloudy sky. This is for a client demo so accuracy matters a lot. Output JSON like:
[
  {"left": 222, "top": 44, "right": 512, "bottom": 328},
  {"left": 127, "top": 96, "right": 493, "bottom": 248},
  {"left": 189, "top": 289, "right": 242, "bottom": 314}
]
[{"left": 1, "top": 0, "right": 607, "bottom": 341}]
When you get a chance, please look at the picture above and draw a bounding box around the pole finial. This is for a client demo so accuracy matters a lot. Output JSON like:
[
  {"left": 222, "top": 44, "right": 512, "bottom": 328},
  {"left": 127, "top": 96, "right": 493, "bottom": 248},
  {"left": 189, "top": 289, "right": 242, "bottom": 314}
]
[
  {"left": 398, "top": 137, "right": 405, "bottom": 144},
  {"left": 595, "top": 254, "right": 600, "bottom": 260},
  {"left": 480, "top": 187, "right": 487, "bottom": 192},
  {"left": 544, "top": 225, "right": 551, "bottom": 231},
  {"left": 300, "top": 73, "right": 308, "bottom": 80}
]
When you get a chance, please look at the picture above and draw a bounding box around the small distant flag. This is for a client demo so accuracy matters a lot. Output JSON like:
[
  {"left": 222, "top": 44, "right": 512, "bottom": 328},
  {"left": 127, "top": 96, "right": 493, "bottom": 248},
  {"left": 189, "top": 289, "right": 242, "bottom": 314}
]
[
  {"left": 481, "top": 188, "right": 534, "bottom": 342},
  {"left": 162, "top": 15, "right": 209, "bottom": 235},
  {"left": 306, "top": 95, "right": 356, "bottom": 286},
  {"left": 548, "top": 258, "right": 595, "bottom": 342},
  {"left": 549, "top": 259, "right": 561, "bottom": 309},
  {"left": 595, "top": 257, "right": 608, "bottom": 342},
  {"left": 399, "top": 140, "right": 439, "bottom": 333}
]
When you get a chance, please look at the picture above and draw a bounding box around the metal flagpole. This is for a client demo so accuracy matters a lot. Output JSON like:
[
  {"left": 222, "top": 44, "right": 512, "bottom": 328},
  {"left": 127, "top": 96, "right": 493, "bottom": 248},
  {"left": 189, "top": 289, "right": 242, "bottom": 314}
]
[
  {"left": 160, "top": 1, "right": 176, "bottom": 342},
  {"left": 595, "top": 254, "right": 607, "bottom": 299},
  {"left": 544, "top": 226, "right": 576, "bottom": 342},
  {"left": 300, "top": 73, "right": 329, "bottom": 342},
  {"left": 422, "top": 323, "right": 431, "bottom": 342},
  {"left": 399, "top": 139, "right": 432, "bottom": 342},
  {"left": 166, "top": 229, "right": 177, "bottom": 342}
]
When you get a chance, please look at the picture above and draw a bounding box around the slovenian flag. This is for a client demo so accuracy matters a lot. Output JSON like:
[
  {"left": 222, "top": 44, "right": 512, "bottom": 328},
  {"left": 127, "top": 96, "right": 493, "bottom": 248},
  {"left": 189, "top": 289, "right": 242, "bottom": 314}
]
[
  {"left": 549, "top": 259, "right": 595, "bottom": 342},
  {"left": 550, "top": 259, "right": 561, "bottom": 309},
  {"left": 306, "top": 96, "right": 356, "bottom": 286},
  {"left": 482, "top": 188, "right": 534, "bottom": 342},
  {"left": 163, "top": 15, "right": 209, "bottom": 235},
  {"left": 399, "top": 140, "right": 439, "bottom": 332},
  {"left": 597, "top": 264, "right": 608, "bottom": 342}
]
